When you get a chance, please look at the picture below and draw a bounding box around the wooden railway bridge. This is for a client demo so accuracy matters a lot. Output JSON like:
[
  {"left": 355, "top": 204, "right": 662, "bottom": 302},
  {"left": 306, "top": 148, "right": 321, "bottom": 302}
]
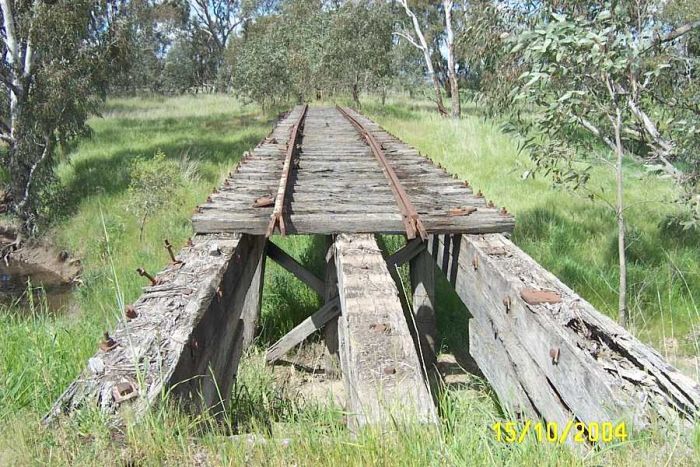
[{"left": 46, "top": 106, "right": 699, "bottom": 443}]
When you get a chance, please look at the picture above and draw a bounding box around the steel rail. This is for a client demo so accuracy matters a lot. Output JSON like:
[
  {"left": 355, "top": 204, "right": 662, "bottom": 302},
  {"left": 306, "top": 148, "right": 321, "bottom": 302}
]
[
  {"left": 266, "top": 104, "right": 309, "bottom": 237},
  {"left": 336, "top": 106, "right": 428, "bottom": 240}
]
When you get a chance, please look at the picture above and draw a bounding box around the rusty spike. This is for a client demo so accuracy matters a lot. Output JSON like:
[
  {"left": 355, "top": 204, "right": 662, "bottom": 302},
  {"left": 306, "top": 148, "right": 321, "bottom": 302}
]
[
  {"left": 100, "top": 332, "right": 117, "bottom": 352},
  {"left": 125, "top": 305, "right": 138, "bottom": 320},
  {"left": 136, "top": 267, "right": 159, "bottom": 286},
  {"left": 164, "top": 239, "right": 182, "bottom": 265}
]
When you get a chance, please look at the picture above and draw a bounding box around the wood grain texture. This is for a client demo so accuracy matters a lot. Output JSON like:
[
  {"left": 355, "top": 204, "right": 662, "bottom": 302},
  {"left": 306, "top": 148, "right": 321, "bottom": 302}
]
[
  {"left": 45, "top": 234, "right": 266, "bottom": 423},
  {"left": 428, "top": 233, "right": 700, "bottom": 429},
  {"left": 192, "top": 107, "right": 514, "bottom": 236},
  {"left": 334, "top": 234, "right": 437, "bottom": 429}
]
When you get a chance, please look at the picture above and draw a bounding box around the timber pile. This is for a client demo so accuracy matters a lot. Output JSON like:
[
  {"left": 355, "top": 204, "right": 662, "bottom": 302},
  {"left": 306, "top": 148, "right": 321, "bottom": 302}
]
[
  {"left": 333, "top": 234, "right": 437, "bottom": 428},
  {"left": 429, "top": 233, "right": 700, "bottom": 429},
  {"left": 45, "top": 234, "right": 266, "bottom": 421}
]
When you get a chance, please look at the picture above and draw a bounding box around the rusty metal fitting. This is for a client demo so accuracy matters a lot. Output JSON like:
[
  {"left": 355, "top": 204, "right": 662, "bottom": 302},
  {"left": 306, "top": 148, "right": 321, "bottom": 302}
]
[
  {"left": 164, "top": 239, "right": 182, "bottom": 265},
  {"left": 100, "top": 331, "right": 117, "bottom": 352},
  {"left": 463, "top": 180, "right": 470, "bottom": 187},
  {"left": 112, "top": 381, "right": 138, "bottom": 403},
  {"left": 487, "top": 200, "right": 495, "bottom": 208},
  {"left": 137, "top": 267, "right": 159, "bottom": 286},
  {"left": 500, "top": 207, "right": 509, "bottom": 216},
  {"left": 476, "top": 190, "right": 484, "bottom": 198},
  {"left": 125, "top": 305, "right": 138, "bottom": 320}
]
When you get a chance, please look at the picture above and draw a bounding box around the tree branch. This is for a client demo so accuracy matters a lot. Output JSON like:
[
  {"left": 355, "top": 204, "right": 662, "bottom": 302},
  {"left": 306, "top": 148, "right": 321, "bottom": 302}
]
[
  {"left": 392, "top": 30, "right": 422, "bottom": 51},
  {"left": 16, "top": 135, "right": 52, "bottom": 211}
]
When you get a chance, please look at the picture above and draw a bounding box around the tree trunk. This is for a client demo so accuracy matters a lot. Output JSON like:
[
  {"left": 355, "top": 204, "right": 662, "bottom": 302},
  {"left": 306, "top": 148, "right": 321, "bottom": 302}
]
[
  {"left": 398, "top": 0, "right": 447, "bottom": 116},
  {"left": 613, "top": 109, "right": 628, "bottom": 327},
  {"left": 443, "top": 0, "right": 461, "bottom": 118},
  {"left": 352, "top": 81, "right": 360, "bottom": 108}
]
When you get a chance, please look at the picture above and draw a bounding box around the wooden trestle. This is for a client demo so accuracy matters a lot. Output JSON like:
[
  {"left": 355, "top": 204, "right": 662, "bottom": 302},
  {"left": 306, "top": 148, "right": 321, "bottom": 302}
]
[{"left": 46, "top": 106, "right": 699, "bottom": 446}]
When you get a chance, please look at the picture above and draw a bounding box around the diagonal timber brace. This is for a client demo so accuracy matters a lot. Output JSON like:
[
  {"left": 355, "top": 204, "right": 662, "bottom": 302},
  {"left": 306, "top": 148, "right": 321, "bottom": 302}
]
[{"left": 266, "top": 240, "right": 324, "bottom": 295}]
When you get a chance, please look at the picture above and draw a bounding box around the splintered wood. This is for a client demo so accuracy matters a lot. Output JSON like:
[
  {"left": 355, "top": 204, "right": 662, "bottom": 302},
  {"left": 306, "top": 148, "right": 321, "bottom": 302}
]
[
  {"left": 44, "top": 234, "right": 266, "bottom": 423},
  {"left": 429, "top": 233, "right": 700, "bottom": 433},
  {"left": 334, "top": 234, "right": 437, "bottom": 429}
]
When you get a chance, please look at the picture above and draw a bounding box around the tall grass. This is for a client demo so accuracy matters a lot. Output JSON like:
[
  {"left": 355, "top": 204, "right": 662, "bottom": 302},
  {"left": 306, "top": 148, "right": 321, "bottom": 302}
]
[{"left": 0, "top": 95, "right": 698, "bottom": 465}]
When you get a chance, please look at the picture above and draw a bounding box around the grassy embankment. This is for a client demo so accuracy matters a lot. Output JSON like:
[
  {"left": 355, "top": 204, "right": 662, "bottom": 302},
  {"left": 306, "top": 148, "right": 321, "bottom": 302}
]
[{"left": 0, "top": 94, "right": 698, "bottom": 465}]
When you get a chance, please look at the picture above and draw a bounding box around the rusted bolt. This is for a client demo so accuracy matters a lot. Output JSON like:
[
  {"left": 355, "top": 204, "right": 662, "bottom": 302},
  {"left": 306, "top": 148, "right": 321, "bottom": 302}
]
[
  {"left": 476, "top": 190, "right": 484, "bottom": 198},
  {"left": 125, "top": 305, "right": 138, "bottom": 320},
  {"left": 112, "top": 381, "right": 138, "bottom": 403},
  {"left": 550, "top": 347, "right": 561, "bottom": 365},
  {"left": 472, "top": 255, "right": 479, "bottom": 270},
  {"left": 100, "top": 332, "right": 117, "bottom": 352},
  {"left": 164, "top": 240, "right": 182, "bottom": 265},
  {"left": 500, "top": 207, "right": 509, "bottom": 216},
  {"left": 383, "top": 367, "right": 396, "bottom": 375},
  {"left": 487, "top": 200, "right": 495, "bottom": 208},
  {"left": 206, "top": 196, "right": 212, "bottom": 203},
  {"left": 502, "top": 296, "right": 512, "bottom": 312},
  {"left": 270, "top": 137, "right": 278, "bottom": 144},
  {"left": 224, "top": 179, "right": 230, "bottom": 187},
  {"left": 463, "top": 180, "right": 470, "bottom": 188},
  {"left": 137, "top": 267, "right": 159, "bottom": 286},
  {"left": 213, "top": 187, "right": 219, "bottom": 194}
]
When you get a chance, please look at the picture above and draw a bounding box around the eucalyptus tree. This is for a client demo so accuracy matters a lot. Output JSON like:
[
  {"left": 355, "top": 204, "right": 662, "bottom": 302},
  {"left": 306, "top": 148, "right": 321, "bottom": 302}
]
[
  {"left": 511, "top": 2, "right": 700, "bottom": 326},
  {"left": 443, "top": 0, "right": 460, "bottom": 117},
  {"left": 395, "top": 0, "right": 447, "bottom": 115},
  {"left": 0, "top": 0, "right": 125, "bottom": 233},
  {"left": 325, "top": 1, "right": 393, "bottom": 107}
]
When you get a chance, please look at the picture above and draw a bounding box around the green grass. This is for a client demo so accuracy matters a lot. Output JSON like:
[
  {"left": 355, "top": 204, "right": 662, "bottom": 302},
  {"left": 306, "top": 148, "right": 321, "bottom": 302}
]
[{"left": 0, "top": 94, "right": 698, "bottom": 465}]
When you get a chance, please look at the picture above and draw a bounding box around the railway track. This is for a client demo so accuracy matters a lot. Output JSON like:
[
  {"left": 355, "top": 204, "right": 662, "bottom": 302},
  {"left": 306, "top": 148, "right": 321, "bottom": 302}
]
[{"left": 193, "top": 106, "right": 514, "bottom": 237}]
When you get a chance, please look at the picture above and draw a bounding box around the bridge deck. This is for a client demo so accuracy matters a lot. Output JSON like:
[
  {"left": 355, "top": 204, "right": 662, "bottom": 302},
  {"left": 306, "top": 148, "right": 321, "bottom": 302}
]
[{"left": 193, "top": 106, "right": 514, "bottom": 236}]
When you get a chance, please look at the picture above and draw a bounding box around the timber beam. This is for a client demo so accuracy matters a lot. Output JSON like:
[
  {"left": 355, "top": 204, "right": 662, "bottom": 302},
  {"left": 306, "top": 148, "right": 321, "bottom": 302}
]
[
  {"left": 45, "top": 234, "right": 267, "bottom": 423},
  {"left": 334, "top": 234, "right": 437, "bottom": 429},
  {"left": 428, "top": 233, "right": 700, "bottom": 432},
  {"left": 266, "top": 297, "right": 340, "bottom": 363},
  {"left": 266, "top": 240, "right": 324, "bottom": 296}
]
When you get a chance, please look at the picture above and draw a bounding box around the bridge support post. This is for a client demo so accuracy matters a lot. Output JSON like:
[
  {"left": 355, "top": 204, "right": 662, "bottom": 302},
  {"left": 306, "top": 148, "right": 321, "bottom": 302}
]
[
  {"left": 334, "top": 234, "right": 437, "bottom": 430},
  {"left": 410, "top": 245, "right": 438, "bottom": 370},
  {"left": 428, "top": 233, "right": 700, "bottom": 436}
]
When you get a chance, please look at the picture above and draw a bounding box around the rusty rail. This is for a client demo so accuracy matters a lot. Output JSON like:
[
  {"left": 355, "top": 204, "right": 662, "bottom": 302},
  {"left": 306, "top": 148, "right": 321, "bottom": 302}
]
[
  {"left": 266, "top": 104, "right": 308, "bottom": 237},
  {"left": 337, "top": 106, "right": 428, "bottom": 240}
]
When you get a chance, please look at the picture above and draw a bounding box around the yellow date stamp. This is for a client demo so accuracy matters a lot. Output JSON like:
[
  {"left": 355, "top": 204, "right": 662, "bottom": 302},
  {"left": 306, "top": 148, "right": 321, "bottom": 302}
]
[{"left": 491, "top": 420, "right": 628, "bottom": 444}]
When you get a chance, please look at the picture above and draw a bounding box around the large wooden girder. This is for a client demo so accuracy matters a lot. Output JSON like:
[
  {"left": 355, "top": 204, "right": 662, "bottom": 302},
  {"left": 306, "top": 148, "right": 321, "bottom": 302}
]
[
  {"left": 333, "top": 234, "right": 437, "bottom": 429},
  {"left": 45, "top": 234, "right": 266, "bottom": 423},
  {"left": 428, "top": 233, "right": 700, "bottom": 433}
]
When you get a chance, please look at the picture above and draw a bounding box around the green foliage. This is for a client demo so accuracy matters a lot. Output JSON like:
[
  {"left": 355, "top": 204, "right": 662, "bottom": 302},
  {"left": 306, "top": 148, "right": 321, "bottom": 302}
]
[
  {"left": 127, "top": 150, "right": 181, "bottom": 240},
  {"left": 229, "top": 0, "right": 393, "bottom": 107}
]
